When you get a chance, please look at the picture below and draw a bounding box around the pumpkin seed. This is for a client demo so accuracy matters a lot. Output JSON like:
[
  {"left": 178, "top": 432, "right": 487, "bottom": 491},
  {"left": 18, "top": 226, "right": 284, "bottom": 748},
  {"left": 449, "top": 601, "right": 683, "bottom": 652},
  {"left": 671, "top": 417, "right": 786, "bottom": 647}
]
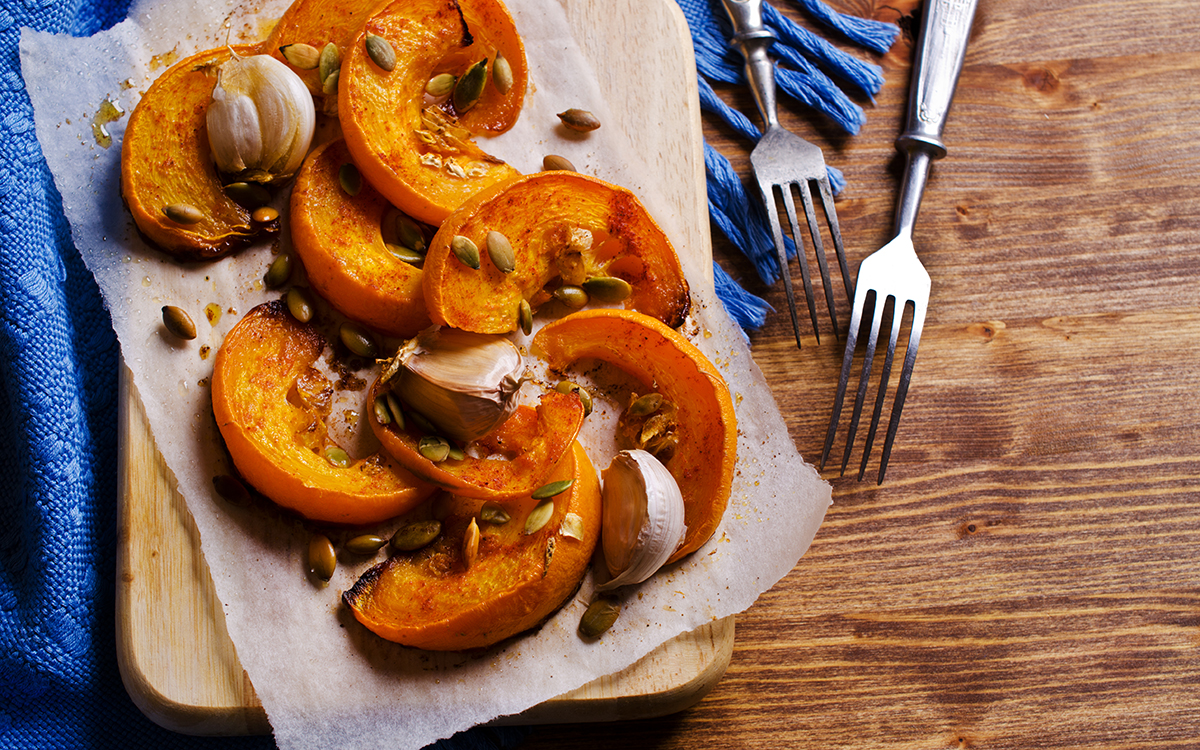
[
  {"left": 391, "top": 519, "right": 441, "bottom": 551},
  {"left": 517, "top": 298, "right": 533, "bottom": 336},
  {"left": 325, "top": 446, "right": 350, "bottom": 467},
  {"left": 212, "top": 474, "right": 251, "bottom": 505},
  {"left": 225, "top": 181, "right": 271, "bottom": 208},
  {"left": 321, "top": 67, "right": 339, "bottom": 95},
  {"left": 161, "top": 305, "right": 197, "bottom": 340},
  {"left": 524, "top": 498, "right": 555, "bottom": 534},
  {"left": 365, "top": 33, "right": 396, "bottom": 72},
  {"left": 462, "top": 518, "right": 480, "bottom": 570},
  {"left": 372, "top": 394, "right": 392, "bottom": 425},
  {"left": 582, "top": 275, "right": 632, "bottom": 303},
  {"left": 532, "top": 478, "right": 573, "bottom": 500},
  {"left": 553, "top": 381, "right": 593, "bottom": 416},
  {"left": 407, "top": 408, "right": 436, "bottom": 434},
  {"left": 286, "top": 287, "right": 314, "bottom": 323},
  {"left": 338, "top": 163, "right": 362, "bottom": 196},
  {"left": 426, "top": 73, "right": 456, "bottom": 97},
  {"left": 579, "top": 598, "right": 620, "bottom": 638},
  {"left": 386, "top": 243, "right": 424, "bottom": 266},
  {"left": 280, "top": 42, "right": 320, "bottom": 70},
  {"left": 385, "top": 392, "right": 405, "bottom": 430},
  {"left": 541, "top": 154, "right": 576, "bottom": 172},
  {"left": 339, "top": 322, "right": 377, "bottom": 358},
  {"left": 560, "top": 512, "right": 585, "bottom": 540},
  {"left": 418, "top": 435, "right": 450, "bottom": 462},
  {"left": 308, "top": 533, "right": 336, "bottom": 582},
  {"left": 480, "top": 502, "right": 511, "bottom": 525},
  {"left": 446, "top": 444, "right": 465, "bottom": 461},
  {"left": 344, "top": 534, "right": 387, "bottom": 555},
  {"left": 628, "top": 392, "right": 664, "bottom": 417},
  {"left": 557, "top": 108, "right": 601, "bottom": 132},
  {"left": 252, "top": 206, "right": 279, "bottom": 225},
  {"left": 451, "top": 235, "right": 481, "bottom": 269},
  {"left": 485, "top": 230, "right": 515, "bottom": 273},
  {"left": 162, "top": 203, "right": 202, "bottom": 225},
  {"left": 453, "top": 58, "right": 487, "bottom": 113},
  {"left": 264, "top": 253, "right": 293, "bottom": 289},
  {"left": 318, "top": 42, "right": 340, "bottom": 84},
  {"left": 553, "top": 285, "right": 588, "bottom": 308},
  {"left": 394, "top": 215, "right": 426, "bottom": 253},
  {"left": 492, "top": 51, "right": 513, "bottom": 94}
]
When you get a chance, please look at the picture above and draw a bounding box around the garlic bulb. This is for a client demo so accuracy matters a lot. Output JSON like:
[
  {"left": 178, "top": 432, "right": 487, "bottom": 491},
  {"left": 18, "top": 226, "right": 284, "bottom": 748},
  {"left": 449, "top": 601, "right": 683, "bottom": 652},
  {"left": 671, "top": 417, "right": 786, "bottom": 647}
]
[
  {"left": 596, "top": 449, "right": 687, "bottom": 591},
  {"left": 206, "top": 53, "right": 316, "bottom": 183},
  {"left": 385, "top": 327, "right": 525, "bottom": 442}
]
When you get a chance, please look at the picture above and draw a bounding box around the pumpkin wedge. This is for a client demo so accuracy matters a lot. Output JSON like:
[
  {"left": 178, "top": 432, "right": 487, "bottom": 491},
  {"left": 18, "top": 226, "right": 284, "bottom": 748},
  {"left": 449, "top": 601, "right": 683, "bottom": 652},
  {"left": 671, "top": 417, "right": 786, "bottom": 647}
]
[
  {"left": 423, "top": 172, "right": 691, "bottom": 334},
  {"left": 264, "top": 0, "right": 391, "bottom": 102},
  {"left": 121, "top": 44, "right": 276, "bottom": 260},
  {"left": 290, "top": 139, "right": 431, "bottom": 337},
  {"left": 343, "top": 441, "right": 601, "bottom": 650},
  {"left": 338, "top": 0, "right": 527, "bottom": 225},
  {"left": 532, "top": 309, "right": 736, "bottom": 562},
  {"left": 212, "top": 301, "right": 435, "bottom": 525}
]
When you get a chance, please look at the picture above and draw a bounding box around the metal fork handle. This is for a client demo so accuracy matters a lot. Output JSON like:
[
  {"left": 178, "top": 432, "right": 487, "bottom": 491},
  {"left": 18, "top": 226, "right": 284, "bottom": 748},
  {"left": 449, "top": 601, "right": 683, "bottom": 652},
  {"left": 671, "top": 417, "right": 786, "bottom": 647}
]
[{"left": 720, "top": 0, "right": 780, "bottom": 130}]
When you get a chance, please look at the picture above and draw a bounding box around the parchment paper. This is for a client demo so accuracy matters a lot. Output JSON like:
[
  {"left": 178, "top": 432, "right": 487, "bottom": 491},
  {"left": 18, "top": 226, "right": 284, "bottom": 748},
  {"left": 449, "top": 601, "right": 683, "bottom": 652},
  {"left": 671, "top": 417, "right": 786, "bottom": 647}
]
[{"left": 21, "top": 0, "right": 833, "bottom": 746}]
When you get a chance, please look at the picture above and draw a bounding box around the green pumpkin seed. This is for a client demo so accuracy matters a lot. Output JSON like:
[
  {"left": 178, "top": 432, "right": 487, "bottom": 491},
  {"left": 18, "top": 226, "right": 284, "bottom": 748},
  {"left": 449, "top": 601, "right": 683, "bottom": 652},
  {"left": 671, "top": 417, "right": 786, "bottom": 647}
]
[
  {"left": 557, "top": 108, "right": 601, "bottom": 132},
  {"left": 426, "top": 73, "right": 456, "bottom": 97},
  {"left": 554, "top": 381, "right": 593, "bottom": 416},
  {"left": 517, "top": 298, "right": 533, "bottom": 336},
  {"left": 418, "top": 435, "right": 450, "bottom": 462},
  {"left": 524, "top": 498, "right": 555, "bottom": 534},
  {"left": 579, "top": 598, "right": 620, "bottom": 638},
  {"left": 485, "top": 230, "right": 515, "bottom": 273},
  {"left": 532, "top": 478, "right": 573, "bottom": 500},
  {"left": 225, "top": 181, "right": 271, "bottom": 208},
  {"left": 338, "top": 163, "right": 362, "bottom": 196},
  {"left": 462, "top": 517, "right": 480, "bottom": 569},
  {"left": 264, "top": 253, "right": 293, "bottom": 288},
  {"left": 541, "top": 154, "right": 576, "bottom": 172},
  {"left": 252, "top": 206, "right": 279, "bottom": 225},
  {"left": 446, "top": 444, "right": 465, "bottom": 461},
  {"left": 161, "top": 305, "right": 196, "bottom": 340},
  {"left": 453, "top": 59, "right": 487, "bottom": 113},
  {"left": 480, "top": 502, "right": 511, "bottom": 525},
  {"left": 286, "top": 287, "right": 314, "bottom": 323},
  {"left": 365, "top": 33, "right": 396, "bottom": 72},
  {"left": 162, "top": 203, "right": 203, "bottom": 225},
  {"left": 325, "top": 446, "right": 351, "bottom": 467},
  {"left": 553, "top": 285, "right": 588, "bottom": 308},
  {"left": 339, "top": 322, "right": 377, "bottom": 358},
  {"left": 582, "top": 275, "right": 632, "bottom": 303},
  {"left": 308, "top": 533, "right": 336, "bottom": 581},
  {"left": 394, "top": 215, "right": 425, "bottom": 253},
  {"left": 385, "top": 392, "right": 405, "bottom": 430},
  {"left": 212, "top": 474, "right": 251, "bottom": 505},
  {"left": 386, "top": 243, "right": 424, "bottom": 266},
  {"left": 451, "top": 235, "right": 481, "bottom": 269},
  {"left": 318, "top": 42, "right": 340, "bottom": 84},
  {"left": 492, "top": 51, "right": 513, "bottom": 94},
  {"left": 628, "top": 392, "right": 664, "bottom": 417},
  {"left": 372, "top": 394, "right": 392, "bottom": 425},
  {"left": 321, "top": 67, "right": 339, "bottom": 95},
  {"left": 391, "top": 519, "right": 441, "bottom": 551},
  {"left": 407, "top": 408, "right": 436, "bottom": 434},
  {"left": 280, "top": 42, "right": 320, "bottom": 70},
  {"left": 345, "top": 534, "right": 387, "bottom": 555}
]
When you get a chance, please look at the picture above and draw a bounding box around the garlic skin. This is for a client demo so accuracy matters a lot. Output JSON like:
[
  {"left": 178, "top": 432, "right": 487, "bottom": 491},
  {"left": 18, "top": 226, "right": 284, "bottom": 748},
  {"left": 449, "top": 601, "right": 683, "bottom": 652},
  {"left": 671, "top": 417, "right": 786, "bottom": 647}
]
[
  {"left": 596, "top": 449, "right": 687, "bottom": 591},
  {"left": 206, "top": 54, "right": 316, "bottom": 183},
  {"left": 387, "top": 327, "right": 525, "bottom": 442}
]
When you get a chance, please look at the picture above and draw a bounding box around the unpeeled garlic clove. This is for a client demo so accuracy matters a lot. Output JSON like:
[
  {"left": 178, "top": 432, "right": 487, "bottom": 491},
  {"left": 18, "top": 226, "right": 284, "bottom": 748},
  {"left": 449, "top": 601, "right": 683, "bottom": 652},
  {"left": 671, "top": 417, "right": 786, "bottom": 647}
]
[
  {"left": 206, "top": 53, "right": 316, "bottom": 183},
  {"left": 596, "top": 449, "right": 686, "bottom": 591},
  {"left": 384, "top": 327, "right": 525, "bottom": 442}
]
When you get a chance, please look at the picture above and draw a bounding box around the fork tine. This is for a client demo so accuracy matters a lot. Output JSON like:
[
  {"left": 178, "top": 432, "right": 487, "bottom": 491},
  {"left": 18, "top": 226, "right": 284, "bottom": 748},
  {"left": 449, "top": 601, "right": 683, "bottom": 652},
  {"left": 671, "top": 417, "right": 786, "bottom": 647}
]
[
  {"left": 819, "top": 285, "right": 863, "bottom": 471},
  {"left": 857, "top": 297, "right": 905, "bottom": 481},
  {"left": 875, "top": 300, "right": 927, "bottom": 483},
  {"left": 815, "top": 177, "right": 852, "bottom": 304},
  {"left": 796, "top": 179, "right": 839, "bottom": 337},
  {"left": 779, "top": 183, "right": 821, "bottom": 345},
  {"left": 759, "top": 181, "right": 806, "bottom": 349},
  {"left": 839, "top": 291, "right": 885, "bottom": 475}
]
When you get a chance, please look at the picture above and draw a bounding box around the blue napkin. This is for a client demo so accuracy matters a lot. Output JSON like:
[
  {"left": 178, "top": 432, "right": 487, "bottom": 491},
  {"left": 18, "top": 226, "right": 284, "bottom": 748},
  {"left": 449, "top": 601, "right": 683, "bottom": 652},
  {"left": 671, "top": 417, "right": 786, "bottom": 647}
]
[{"left": 0, "top": 0, "right": 892, "bottom": 746}]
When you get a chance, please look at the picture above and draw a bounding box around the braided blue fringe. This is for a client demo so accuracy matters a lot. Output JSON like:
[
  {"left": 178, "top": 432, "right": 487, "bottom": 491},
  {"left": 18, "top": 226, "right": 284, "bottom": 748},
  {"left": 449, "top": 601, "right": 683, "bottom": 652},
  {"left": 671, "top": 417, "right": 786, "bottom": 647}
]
[{"left": 677, "top": 0, "right": 898, "bottom": 332}]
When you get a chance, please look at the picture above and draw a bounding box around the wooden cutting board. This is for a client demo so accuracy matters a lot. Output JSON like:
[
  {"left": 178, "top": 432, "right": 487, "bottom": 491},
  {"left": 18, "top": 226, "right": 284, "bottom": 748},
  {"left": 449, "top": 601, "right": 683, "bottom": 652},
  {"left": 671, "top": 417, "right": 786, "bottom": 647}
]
[{"left": 115, "top": 0, "right": 734, "bottom": 736}]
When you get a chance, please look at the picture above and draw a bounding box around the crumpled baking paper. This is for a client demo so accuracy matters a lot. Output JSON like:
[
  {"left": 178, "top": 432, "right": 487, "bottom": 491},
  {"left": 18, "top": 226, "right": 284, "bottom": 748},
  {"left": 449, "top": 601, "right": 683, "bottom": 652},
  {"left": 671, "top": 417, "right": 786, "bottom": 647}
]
[{"left": 21, "top": 0, "right": 832, "bottom": 746}]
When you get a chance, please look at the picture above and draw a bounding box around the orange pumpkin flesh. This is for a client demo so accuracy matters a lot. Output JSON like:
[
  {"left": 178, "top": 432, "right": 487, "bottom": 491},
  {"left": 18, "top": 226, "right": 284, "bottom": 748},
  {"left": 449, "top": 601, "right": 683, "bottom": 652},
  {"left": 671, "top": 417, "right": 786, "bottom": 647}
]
[
  {"left": 212, "top": 301, "right": 435, "bottom": 525},
  {"left": 290, "top": 139, "right": 431, "bottom": 337},
  {"left": 343, "top": 441, "right": 601, "bottom": 650},
  {"left": 369, "top": 383, "right": 585, "bottom": 500},
  {"left": 121, "top": 45, "right": 273, "bottom": 260},
  {"left": 532, "top": 309, "right": 737, "bottom": 562},
  {"left": 338, "top": 0, "right": 526, "bottom": 226},
  {"left": 422, "top": 172, "right": 691, "bottom": 334}
]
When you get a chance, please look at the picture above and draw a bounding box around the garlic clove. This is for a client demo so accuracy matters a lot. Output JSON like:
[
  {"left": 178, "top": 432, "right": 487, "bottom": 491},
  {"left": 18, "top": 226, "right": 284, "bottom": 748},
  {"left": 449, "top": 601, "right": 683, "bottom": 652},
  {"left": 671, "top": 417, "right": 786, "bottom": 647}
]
[
  {"left": 385, "top": 327, "right": 525, "bottom": 443},
  {"left": 206, "top": 53, "right": 316, "bottom": 183},
  {"left": 596, "top": 449, "right": 687, "bottom": 591}
]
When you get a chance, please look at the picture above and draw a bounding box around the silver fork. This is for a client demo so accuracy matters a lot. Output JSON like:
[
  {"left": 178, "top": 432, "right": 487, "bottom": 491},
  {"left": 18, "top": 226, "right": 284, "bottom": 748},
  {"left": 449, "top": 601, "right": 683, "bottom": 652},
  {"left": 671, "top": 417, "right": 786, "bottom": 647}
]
[
  {"left": 821, "top": 0, "right": 979, "bottom": 483},
  {"left": 720, "top": 0, "right": 850, "bottom": 348}
]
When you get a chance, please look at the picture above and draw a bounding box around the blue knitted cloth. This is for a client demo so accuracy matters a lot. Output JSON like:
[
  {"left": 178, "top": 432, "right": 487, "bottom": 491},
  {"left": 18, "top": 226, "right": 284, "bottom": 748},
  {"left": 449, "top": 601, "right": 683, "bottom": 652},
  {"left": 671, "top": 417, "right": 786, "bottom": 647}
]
[{"left": 0, "top": 0, "right": 892, "bottom": 746}]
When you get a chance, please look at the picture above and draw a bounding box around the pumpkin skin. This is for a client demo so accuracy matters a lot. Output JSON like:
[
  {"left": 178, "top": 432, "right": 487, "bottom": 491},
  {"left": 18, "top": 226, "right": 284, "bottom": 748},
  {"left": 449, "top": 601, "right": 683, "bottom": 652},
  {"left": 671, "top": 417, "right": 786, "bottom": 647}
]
[
  {"left": 337, "top": 0, "right": 527, "bottom": 226},
  {"left": 121, "top": 44, "right": 274, "bottom": 260},
  {"left": 532, "top": 309, "right": 737, "bottom": 562},
  {"left": 289, "top": 139, "right": 431, "bottom": 337},
  {"left": 343, "top": 441, "right": 601, "bottom": 651},
  {"left": 212, "top": 301, "right": 435, "bottom": 525},
  {"left": 369, "top": 381, "right": 585, "bottom": 501},
  {"left": 422, "top": 172, "right": 691, "bottom": 334}
]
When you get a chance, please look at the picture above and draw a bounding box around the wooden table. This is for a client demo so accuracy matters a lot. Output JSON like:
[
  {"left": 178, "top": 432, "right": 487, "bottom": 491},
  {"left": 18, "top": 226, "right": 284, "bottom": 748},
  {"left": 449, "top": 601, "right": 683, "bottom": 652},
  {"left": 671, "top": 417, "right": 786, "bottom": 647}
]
[{"left": 523, "top": 0, "right": 1200, "bottom": 746}]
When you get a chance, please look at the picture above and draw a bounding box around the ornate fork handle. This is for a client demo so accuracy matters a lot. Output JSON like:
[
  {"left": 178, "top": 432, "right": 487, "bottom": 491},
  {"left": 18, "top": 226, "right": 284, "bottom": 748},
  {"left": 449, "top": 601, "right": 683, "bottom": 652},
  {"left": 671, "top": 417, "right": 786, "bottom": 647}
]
[{"left": 719, "top": 0, "right": 781, "bottom": 131}]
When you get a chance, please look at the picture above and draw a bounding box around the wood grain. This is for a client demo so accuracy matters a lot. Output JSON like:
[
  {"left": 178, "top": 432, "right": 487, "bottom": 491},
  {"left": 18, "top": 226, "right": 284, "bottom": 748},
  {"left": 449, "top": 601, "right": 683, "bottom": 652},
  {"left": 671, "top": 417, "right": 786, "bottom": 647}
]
[{"left": 521, "top": 0, "right": 1200, "bottom": 747}]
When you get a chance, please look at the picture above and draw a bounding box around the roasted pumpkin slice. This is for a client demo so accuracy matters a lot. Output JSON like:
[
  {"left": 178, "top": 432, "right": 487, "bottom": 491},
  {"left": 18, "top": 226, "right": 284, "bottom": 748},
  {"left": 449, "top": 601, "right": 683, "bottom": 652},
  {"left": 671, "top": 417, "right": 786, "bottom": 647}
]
[
  {"left": 422, "top": 172, "right": 691, "bottom": 334},
  {"left": 338, "top": 0, "right": 527, "bottom": 225},
  {"left": 212, "top": 301, "right": 435, "bottom": 525},
  {"left": 290, "top": 139, "right": 431, "bottom": 337},
  {"left": 532, "top": 309, "right": 736, "bottom": 562},
  {"left": 264, "top": 0, "right": 390, "bottom": 102},
  {"left": 369, "top": 380, "right": 585, "bottom": 500},
  {"left": 121, "top": 44, "right": 277, "bottom": 260},
  {"left": 343, "top": 441, "right": 601, "bottom": 650}
]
